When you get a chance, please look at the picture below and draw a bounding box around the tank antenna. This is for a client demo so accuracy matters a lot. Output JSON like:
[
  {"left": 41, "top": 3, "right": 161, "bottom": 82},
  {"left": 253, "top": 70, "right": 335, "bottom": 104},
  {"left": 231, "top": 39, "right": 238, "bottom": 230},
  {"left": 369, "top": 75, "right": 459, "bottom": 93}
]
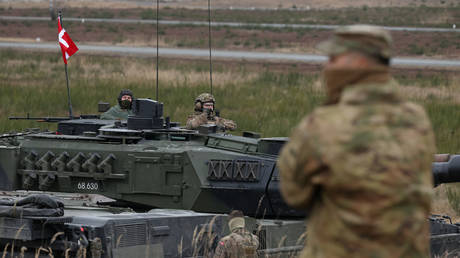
[
  {"left": 155, "top": 0, "right": 159, "bottom": 101},
  {"left": 207, "top": 0, "right": 213, "bottom": 95}
]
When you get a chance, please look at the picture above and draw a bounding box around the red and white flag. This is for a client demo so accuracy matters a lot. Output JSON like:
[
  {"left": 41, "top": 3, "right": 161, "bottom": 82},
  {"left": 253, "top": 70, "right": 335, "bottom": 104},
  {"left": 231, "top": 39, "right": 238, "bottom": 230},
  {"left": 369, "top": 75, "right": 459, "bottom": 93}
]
[{"left": 58, "top": 16, "right": 78, "bottom": 64}]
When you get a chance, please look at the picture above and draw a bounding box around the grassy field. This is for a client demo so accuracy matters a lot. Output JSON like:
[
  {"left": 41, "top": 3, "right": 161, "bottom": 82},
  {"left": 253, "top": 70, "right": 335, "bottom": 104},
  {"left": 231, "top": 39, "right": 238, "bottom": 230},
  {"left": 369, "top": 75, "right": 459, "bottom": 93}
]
[
  {"left": 1, "top": 49, "right": 460, "bottom": 217},
  {"left": 0, "top": 50, "right": 321, "bottom": 137},
  {"left": 1, "top": 49, "right": 459, "bottom": 152}
]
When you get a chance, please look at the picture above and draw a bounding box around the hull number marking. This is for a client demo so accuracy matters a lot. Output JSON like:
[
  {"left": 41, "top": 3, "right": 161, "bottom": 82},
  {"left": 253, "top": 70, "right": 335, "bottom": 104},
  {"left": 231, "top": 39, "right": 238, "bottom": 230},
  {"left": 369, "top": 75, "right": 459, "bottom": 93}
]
[{"left": 77, "top": 182, "right": 99, "bottom": 191}]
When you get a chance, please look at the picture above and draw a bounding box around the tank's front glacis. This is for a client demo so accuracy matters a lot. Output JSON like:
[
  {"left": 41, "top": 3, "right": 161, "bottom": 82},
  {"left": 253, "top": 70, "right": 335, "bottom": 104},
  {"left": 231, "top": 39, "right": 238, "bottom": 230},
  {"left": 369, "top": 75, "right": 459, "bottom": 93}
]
[
  {"left": 183, "top": 134, "right": 304, "bottom": 218},
  {"left": 0, "top": 98, "right": 303, "bottom": 218}
]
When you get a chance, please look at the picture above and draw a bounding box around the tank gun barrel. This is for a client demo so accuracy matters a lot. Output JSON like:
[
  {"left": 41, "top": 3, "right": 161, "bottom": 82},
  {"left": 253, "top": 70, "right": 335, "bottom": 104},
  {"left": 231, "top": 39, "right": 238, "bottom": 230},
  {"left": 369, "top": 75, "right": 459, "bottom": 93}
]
[
  {"left": 9, "top": 116, "right": 72, "bottom": 122},
  {"left": 9, "top": 114, "right": 99, "bottom": 122},
  {"left": 432, "top": 155, "right": 460, "bottom": 187}
]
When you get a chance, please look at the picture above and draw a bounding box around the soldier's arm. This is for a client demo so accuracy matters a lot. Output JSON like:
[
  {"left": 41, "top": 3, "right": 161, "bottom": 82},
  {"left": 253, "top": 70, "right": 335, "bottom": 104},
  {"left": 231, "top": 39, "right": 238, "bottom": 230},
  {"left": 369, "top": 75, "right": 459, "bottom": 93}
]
[
  {"left": 188, "top": 113, "right": 208, "bottom": 129},
  {"left": 252, "top": 234, "right": 259, "bottom": 249},
  {"left": 100, "top": 106, "right": 117, "bottom": 120},
  {"left": 215, "top": 117, "right": 237, "bottom": 131},
  {"left": 277, "top": 116, "right": 326, "bottom": 210},
  {"left": 213, "top": 239, "right": 227, "bottom": 258},
  {"left": 186, "top": 113, "right": 208, "bottom": 129}
]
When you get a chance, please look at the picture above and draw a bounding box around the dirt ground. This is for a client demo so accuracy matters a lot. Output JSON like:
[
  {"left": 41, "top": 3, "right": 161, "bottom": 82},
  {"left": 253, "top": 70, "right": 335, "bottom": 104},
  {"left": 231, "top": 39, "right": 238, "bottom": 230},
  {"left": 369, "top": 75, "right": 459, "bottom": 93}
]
[
  {"left": 0, "top": 15, "right": 458, "bottom": 59},
  {"left": 1, "top": 0, "right": 458, "bottom": 9},
  {"left": 161, "top": 0, "right": 460, "bottom": 9}
]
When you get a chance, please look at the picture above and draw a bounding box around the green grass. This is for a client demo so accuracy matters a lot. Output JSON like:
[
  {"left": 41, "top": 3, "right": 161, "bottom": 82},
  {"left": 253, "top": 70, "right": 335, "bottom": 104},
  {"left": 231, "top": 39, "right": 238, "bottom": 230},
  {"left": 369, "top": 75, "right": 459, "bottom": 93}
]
[
  {"left": 426, "top": 102, "right": 460, "bottom": 153},
  {"left": 0, "top": 49, "right": 459, "bottom": 154},
  {"left": 446, "top": 185, "right": 460, "bottom": 216}
]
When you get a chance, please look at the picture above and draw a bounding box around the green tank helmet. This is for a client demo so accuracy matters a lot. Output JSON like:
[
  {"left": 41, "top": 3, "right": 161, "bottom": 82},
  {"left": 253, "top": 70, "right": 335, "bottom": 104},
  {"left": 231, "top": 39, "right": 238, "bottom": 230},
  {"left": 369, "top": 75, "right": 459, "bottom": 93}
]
[{"left": 195, "top": 93, "right": 215, "bottom": 112}]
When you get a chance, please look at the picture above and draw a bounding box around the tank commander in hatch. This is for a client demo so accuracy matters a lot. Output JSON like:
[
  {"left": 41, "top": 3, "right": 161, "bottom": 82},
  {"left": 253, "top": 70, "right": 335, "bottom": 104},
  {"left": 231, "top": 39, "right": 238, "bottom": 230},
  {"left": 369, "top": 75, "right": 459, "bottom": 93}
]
[
  {"left": 213, "top": 210, "right": 259, "bottom": 258},
  {"left": 100, "top": 89, "right": 135, "bottom": 120},
  {"left": 186, "top": 93, "right": 237, "bottom": 131},
  {"left": 277, "top": 25, "right": 436, "bottom": 258}
]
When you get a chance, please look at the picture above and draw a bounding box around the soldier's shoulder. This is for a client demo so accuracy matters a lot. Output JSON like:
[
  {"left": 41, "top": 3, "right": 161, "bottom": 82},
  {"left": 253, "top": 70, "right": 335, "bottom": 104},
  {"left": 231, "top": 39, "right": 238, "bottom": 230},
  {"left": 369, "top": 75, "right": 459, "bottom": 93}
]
[
  {"left": 220, "top": 233, "right": 237, "bottom": 241},
  {"left": 110, "top": 104, "right": 123, "bottom": 112},
  {"left": 292, "top": 108, "right": 331, "bottom": 134},
  {"left": 401, "top": 101, "right": 427, "bottom": 116},
  {"left": 243, "top": 231, "right": 259, "bottom": 242},
  {"left": 218, "top": 233, "right": 240, "bottom": 247},
  {"left": 103, "top": 105, "right": 119, "bottom": 115},
  {"left": 399, "top": 101, "right": 433, "bottom": 129},
  {"left": 188, "top": 111, "right": 203, "bottom": 117}
]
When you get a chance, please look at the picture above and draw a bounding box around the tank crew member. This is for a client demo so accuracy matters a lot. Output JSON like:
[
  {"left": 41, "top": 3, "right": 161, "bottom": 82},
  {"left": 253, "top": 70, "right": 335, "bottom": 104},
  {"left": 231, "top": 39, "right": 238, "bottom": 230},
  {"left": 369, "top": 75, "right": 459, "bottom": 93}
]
[
  {"left": 278, "top": 25, "right": 436, "bottom": 258},
  {"left": 186, "top": 93, "right": 237, "bottom": 131},
  {"left": 213, "top": 210, "right": 259, "bottom": 258},
  {"left": 100, "top": 89, "right": 135, "bottom": 120}
]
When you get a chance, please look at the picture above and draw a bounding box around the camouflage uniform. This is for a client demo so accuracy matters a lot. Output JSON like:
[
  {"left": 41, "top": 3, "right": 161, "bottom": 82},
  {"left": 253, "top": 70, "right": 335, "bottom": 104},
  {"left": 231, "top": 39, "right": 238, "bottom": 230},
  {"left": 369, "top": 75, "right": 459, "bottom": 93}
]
[
  {"left": 278, "top": 25, "right": 436, "bottom": 258},
  {"left": 186, "top": 93, "right": 237, "bottom": 131},
  {"left": 213, "top": 228, "right": 259, "bottom": 258},
  {"left": 100, "top": 104, "right": 134, "bottom": 120},
  {"left": 186, "top": 111, "right": 237, "bottom": 131}
]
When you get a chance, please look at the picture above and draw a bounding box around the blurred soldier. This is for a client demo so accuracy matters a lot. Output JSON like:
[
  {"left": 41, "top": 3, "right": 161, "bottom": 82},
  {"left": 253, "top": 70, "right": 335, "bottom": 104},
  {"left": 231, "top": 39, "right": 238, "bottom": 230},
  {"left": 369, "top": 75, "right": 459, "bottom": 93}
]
[
  {"left": 278, "top": 25, "right": 436, "bottom": 258},
  {"left": 213, "top": 210, "right": 259, "bottom": 258},
  {"left": 100, "top": 89, "right": 134, "bottom": 120},
  {"left": 186, "top": 93, "right": 237, "bottom": 131}
]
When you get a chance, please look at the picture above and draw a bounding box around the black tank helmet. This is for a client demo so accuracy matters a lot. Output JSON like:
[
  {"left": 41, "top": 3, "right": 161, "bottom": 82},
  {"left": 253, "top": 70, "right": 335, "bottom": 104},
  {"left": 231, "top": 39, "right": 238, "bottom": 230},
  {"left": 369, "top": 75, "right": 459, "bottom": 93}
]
[{"left": 118, "top": 89, "right": 134, "bottom": 109}]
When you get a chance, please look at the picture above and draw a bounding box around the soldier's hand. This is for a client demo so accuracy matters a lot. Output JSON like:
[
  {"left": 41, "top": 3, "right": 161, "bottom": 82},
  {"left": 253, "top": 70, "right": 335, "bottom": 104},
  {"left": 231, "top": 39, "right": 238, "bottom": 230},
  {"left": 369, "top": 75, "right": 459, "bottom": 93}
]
[
  {"left": 203, "top": 108, "right": 213, "bottom": 119},
  {"left": 198, "top": 112, "right": 208, "bottom": 123},
  {"left": 214, "top": 117, "right": 226, "bottom": 131}
]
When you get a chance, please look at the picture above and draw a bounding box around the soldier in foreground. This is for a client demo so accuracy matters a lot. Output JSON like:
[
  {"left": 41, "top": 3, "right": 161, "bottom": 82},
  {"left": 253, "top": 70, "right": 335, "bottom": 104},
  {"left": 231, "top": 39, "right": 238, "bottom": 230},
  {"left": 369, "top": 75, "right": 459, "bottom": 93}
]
[
  {"left": 278, "top": 25, "right": 436, "bottom": 258},
  {"left": 213, "top": 210, "right": 259, "bottom": 258},
  {"left": 100, "top": 89, "right": 134, "bottom": 120},
  {"left": 186, "top": 93, "right": 237, "bottom": 131}
]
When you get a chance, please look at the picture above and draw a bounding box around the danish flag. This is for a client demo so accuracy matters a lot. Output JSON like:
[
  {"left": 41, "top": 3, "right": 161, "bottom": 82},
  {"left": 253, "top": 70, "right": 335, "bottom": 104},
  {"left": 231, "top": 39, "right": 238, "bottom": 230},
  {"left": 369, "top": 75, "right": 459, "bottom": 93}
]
[{"left": 58, "top": 16, "right": 78, "bottom": 64}]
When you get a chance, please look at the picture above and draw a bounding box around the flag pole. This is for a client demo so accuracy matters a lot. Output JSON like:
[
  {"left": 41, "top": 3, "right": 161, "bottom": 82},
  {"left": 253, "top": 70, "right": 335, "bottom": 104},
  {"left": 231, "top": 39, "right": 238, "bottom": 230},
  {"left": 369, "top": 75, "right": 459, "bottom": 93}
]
[
  {"left": 59, "top": 10, "right": 73, "bottom": 118},
  {"left": 64, "top": 63, "right": 73, "bottom": 118}
]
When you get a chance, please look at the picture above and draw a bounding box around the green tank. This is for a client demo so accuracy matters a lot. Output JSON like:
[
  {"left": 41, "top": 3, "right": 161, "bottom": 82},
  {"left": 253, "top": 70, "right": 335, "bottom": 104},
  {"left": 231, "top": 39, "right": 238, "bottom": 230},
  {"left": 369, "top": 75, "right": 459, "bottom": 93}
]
[
  {"left": 2, "top": 98, "right": 298, "bottom": 218},
  {"left": 0, "top": 98, "right": 458, "bottom": 257},
  {"left": 0, "top": 98, "right": 306, "bottom": 257}
]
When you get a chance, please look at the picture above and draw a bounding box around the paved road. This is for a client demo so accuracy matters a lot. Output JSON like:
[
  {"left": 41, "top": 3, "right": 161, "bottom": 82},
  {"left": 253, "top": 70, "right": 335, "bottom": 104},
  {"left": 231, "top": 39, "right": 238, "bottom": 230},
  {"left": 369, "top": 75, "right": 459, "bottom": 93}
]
[
  {"left": 1, "top": 41, "right": 459, "bottom": 68},
  {"left": 1, "top": 15, "right": 458, "bottom": 33}
]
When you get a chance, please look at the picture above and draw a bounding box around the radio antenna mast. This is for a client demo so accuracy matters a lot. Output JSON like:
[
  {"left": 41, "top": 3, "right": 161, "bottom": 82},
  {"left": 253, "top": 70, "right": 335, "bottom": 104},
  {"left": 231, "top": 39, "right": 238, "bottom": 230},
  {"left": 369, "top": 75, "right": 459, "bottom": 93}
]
[
  {"left": 207, "top": 0, "right": 213, "bottom": 95},
  {"left": 155, "top": 0, "right": 160, "bottom": 101}
]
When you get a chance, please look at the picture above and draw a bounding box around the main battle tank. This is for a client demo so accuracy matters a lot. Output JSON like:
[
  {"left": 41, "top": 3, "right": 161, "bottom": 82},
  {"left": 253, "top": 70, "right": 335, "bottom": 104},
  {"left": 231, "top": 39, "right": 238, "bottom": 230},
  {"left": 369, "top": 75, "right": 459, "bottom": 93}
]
[{"left": 0, "top": 98, "right": 459, "bottom": 257}]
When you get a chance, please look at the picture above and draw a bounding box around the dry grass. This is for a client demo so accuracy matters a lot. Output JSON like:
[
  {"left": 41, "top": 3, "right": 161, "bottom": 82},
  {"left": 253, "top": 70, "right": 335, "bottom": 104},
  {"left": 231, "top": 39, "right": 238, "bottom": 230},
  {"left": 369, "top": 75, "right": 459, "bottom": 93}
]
[
  {"left": 7, "top": 56, "right": 259, "bottom": 88},
  {"left": 308, "top": 76, "right": 460, "bottom": 105},
  {"left": 400, "top": 85, "right": 460, "bottom": 104},
  {"left": 433, "top": 184, "right": 460, "bottom": 222},
  {"left": 0, "top": 56, "right": 259, "bottom": 89}
]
